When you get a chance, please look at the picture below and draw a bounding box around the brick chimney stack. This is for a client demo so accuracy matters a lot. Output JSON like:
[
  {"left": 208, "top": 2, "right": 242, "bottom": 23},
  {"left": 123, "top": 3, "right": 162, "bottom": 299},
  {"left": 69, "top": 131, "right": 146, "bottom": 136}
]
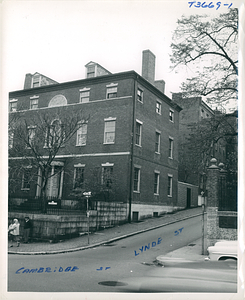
[
  {"left": 142, "top": 50, "right": 155, "bottom": 84},
  {"left": 24, "top": 73, "right": 33, "bottom": 89}
]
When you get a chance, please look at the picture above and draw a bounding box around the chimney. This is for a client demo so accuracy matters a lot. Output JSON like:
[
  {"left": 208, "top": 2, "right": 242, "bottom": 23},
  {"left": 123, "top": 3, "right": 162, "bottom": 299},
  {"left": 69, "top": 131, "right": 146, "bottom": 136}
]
[
  {"left": 172, "top": 92, "right": 183, "bottom": 102},
  {"left": 24, "top": 73, "right": 33, "bottom": 89},
  {"left": 142, "top": 50, "right": 155, "bottom": 84},
  {"left": 154, "top": 80, "right": 165, "bottom": 94}
]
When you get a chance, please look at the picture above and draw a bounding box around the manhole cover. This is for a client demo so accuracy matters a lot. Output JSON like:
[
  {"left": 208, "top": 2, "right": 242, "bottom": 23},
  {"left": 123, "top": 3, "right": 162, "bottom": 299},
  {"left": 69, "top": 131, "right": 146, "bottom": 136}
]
[
  {"left": 98, "top": 281, "right": 127, "bottom": 286},
  {"left": 188, "top": 243, "right": 196, "bottom": 247}
]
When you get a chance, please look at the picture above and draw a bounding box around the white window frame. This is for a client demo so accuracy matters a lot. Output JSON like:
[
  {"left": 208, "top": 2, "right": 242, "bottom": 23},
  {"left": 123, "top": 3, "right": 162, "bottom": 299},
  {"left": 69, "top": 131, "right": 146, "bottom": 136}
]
[
  {"left": 30, "top": 95, "right": 39, "bottom": 109},
  {"left": 27, "top": 126, "right": 36, "bottom": 148},
  {"left": 101, "top": 162, "right": 114, "bottom": 188},
  {"left": 9, "top": 132, "right": 14, "bottom": 149},
  {"left": 133, "top": 166, "right": 141, "bottom": 193},
  {"left": 169, "top": 137, "right": 174, "bottom": 159},
  {"left": 32, "top": 75, "right": 41, "bottom": 88},
  {"left": 167, "top": 174, "right": 173, "bottom": 197},
  {"left": 106, "top": 83, "right": 118, "bottom": 99},
  {"left": 137, "top": 88, "right": 143, "bottom": 103},
  {"left": 21, "top": 166, "right": 32, "bottom": 191},
  {"left": 44, "top": 119, "right": 64, "bottom": 148},
  {"left": 79, "top": 88, "right": 90, "bottom": 103},
  {"left": 87, "top": 66, "right": 95, "bottom": 78},
  {"left": 73, "top": 164, "right": 85, "bottom": 189},
  {"left": 9, "top": 99, "right": 18, "bottom": 112},
  {"left": 169, "top": 109, "right": 174, "bottom": 122},
  {"left": 156, "top": 100, "right": 161, "bottom": 115},
  {"left": 135, "top": 119, "right": 143, "bottom": 146},
  {"left": 155, "top": 130, "right": 161, "bottom": 154},
  {"left": 154, "top": 171, "right": 160, "bottom": 195},
  {"left": 104, "top": 118, "right": 116, "bottom": 144},
  {"left": 76, "top": 123, "right": 88, "bottom": 146}
]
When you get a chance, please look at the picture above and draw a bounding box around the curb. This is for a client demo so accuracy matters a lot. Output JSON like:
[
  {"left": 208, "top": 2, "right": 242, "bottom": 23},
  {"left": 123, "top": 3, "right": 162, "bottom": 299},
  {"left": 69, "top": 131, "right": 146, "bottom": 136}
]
[{"left": 8, "top": 212, "right": 204, "bottom": 255}]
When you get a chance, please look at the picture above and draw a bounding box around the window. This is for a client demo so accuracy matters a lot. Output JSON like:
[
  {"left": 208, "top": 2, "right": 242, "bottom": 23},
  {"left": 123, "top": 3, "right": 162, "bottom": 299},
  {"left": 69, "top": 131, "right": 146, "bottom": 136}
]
[
  {"left": 21, "top": 167, "right": 32, "bottom": 190},
  {"left": 156, "top": 101, "right": 161, "bottom": 114},
  {"left": 32, "top": 75, "right": 40, "bottom": 88},
  {"left": 106, "top": 83, "right": 118, "bottom": 99},
  {"left": 9, "top": 132, "right": 14, "bottom": 149},
  {"left": 73, "top": 165, "right": 85, "bottom": 189},
  {"left": 169, "top": 137, "right": 173, "bottom": 158},
  {"left": 80, "top": 88, "right": 90, "bottom": 103},
  {"left": 154, "top": 172, "right": 160, "bottom": 194},
  {"left": 10, "top": 100, "right": 17, "bottom": 112},
  {"left": 76, "top": 123, "right": 87, "bottom": 146},
  {"left": 168, "top": 175, "right": 173, "bottom": 197},
  {"left": 169, "top": 109, "right": 174, "bottom": 122},
  {"left": 30, "top": 98, "right": 38, "bottom": 109},
  {"left": 106, "top": 87, "right": 117, "bottom": 99},
  {"left": 133, "top": 167, "right": 140, "bottom": 192},
  {"left": 87, "top": 66, "right": 95, "bottom": 78},
  {"left": 27, "top": 126, "right": 36, "bottom": 148},
  {"left": 155, "top": 131, "right": 160, "bottom": 153},
  {"left": 102, "top": 165, "right": 113, "bottom": 188},
  {"left": 137, "top": 88, "right": 143, "bottom": 103},
  {"left": 45, "top": 120, "right": 64, "bottom": 148},
  {"left": 135, "top": 120, "right": 142, "bottom": 146},
  {"left": 104, "top": 119, "right": 116, "bottom": 144}
]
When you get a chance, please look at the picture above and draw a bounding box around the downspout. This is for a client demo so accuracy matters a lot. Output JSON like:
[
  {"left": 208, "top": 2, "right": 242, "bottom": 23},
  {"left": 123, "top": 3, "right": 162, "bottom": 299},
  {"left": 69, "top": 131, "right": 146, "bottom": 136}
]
[{"left": 128, "top": 77, "right": 137, "bottom": 223}]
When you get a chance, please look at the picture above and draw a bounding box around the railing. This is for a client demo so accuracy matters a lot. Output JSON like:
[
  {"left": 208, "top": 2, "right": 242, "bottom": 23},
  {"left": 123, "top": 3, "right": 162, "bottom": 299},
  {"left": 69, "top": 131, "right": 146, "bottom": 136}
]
[
  {"left": 8, "top": 196, "right": 97, "bottom": 215},
  {"left": 218, "top": 173, "right": 237, "bottom": 212}
]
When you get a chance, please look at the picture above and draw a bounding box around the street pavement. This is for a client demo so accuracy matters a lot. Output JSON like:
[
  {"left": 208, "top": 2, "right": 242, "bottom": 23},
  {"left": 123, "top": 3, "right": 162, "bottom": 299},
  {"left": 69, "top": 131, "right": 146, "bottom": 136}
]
[{"left": 8, "top": 206, "right": 206, "bottom": 260}]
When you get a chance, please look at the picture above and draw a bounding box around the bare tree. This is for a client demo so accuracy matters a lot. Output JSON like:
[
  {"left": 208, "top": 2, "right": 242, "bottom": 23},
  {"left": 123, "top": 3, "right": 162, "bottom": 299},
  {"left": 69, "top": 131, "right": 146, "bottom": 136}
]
[
  {"left": 170, "top": 9, "right": 238, "bottom": 107},
  {"left": 179, "top": 111, "right": 237, "bottom": 188},
  {"left": 9, "top": 107, "right": 89, "bottom": 212}
]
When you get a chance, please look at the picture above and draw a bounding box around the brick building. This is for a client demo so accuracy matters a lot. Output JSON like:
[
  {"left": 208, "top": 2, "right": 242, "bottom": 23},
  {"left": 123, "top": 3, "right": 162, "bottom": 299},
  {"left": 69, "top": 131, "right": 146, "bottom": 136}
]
[
  {"left": 9, "top": 50, "right": 182, "bottom": 221},
  {"left": 172, "top": 93, "right": 226, "bottom": 190}
]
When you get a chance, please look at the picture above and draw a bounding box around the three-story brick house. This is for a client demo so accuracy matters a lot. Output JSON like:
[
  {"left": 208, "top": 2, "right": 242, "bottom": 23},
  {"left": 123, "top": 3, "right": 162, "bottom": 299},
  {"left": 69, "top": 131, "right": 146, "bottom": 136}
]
[{"left": 9, "top": 50, "right": 182, "bottom": 221}]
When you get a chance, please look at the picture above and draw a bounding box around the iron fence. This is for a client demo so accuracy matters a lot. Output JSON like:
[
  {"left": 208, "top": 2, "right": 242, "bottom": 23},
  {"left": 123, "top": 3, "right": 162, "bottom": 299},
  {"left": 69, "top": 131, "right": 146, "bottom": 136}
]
[
  {"left": 218, "top": 172, "right": 237, "bottom": 212},
  {"left": 8, "top": 196, "right": 97, "bottom": 215}
]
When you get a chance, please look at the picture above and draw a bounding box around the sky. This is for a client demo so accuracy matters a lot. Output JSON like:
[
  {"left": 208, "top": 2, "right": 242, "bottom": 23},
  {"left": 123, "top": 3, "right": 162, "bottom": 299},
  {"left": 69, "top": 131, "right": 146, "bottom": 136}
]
[{"left": 2, "top": 0, "right": 241, "bottom": 102}]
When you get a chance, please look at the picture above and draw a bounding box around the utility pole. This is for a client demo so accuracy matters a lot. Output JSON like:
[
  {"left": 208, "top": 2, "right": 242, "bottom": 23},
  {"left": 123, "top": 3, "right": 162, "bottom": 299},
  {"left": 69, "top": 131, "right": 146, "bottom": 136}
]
[
  {"left": 83, "top": 191, "right": 91, "bottom": 244},
  {"left": 201, "top": 191, "right": 205, "bottom": 255}
]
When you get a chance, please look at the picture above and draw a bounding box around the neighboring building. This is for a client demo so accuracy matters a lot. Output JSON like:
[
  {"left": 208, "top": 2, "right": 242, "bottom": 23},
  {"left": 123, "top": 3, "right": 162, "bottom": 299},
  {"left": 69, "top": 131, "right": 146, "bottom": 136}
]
[
  {"left": 9, "top": 50, "right": 182, "bottom": 221},
  {"left": 172, "top": 93, "right": 226, "bottom": 192}
]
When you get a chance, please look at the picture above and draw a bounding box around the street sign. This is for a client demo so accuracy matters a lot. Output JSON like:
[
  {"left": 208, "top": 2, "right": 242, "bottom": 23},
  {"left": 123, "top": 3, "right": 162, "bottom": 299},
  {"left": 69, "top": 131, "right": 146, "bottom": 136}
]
[{"left": 83, "top": 191, "right": 91, "bottom": 196}]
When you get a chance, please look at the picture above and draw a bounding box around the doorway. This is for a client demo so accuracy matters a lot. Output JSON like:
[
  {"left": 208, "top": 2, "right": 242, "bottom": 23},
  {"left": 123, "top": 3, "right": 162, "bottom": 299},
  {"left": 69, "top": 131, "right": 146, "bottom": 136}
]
[{"left": 186, "top": 188, "right": 191, "bottom": 208}]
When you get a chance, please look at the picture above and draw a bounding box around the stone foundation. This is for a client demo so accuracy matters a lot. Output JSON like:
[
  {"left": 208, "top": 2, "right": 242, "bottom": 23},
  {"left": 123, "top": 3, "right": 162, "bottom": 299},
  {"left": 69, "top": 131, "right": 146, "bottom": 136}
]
[{"left": 8, "top": 202, "right": 127, "bottom": 240}]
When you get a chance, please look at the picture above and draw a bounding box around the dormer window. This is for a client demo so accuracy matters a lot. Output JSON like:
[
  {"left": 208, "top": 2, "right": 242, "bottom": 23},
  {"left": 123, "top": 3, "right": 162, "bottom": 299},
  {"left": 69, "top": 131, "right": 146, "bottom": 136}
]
[
  {"left": 87, "top": 66, "right": 95, "bottom": 78},
  {"left": 32, "top": 74, "right": 41, "bottom": 88}
]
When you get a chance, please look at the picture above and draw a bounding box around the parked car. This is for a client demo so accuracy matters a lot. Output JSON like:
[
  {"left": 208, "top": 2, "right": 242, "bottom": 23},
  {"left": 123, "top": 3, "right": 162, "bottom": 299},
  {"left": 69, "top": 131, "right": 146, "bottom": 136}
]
[
  {"left": 206, "top": 240, "right": 237, "bottom": 261},
  {"left": 99, "top": 260, "right": 237, "bottom": 293}
]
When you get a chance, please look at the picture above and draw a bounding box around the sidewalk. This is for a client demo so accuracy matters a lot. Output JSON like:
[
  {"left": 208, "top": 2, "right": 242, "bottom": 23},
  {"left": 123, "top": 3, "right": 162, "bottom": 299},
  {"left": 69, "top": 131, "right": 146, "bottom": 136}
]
[
  {"left": 8, "top": 207, "right": 204, "bottom": 255},
  {"left": 156, "top": 238, "right": 206, "bottom": 263}
]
